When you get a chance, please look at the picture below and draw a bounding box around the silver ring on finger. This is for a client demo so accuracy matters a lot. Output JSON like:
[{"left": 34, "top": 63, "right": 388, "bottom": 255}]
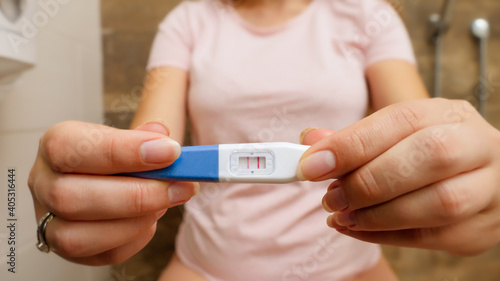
[{"left": 36, "top": 212, "right": 55, "bottom": 253}]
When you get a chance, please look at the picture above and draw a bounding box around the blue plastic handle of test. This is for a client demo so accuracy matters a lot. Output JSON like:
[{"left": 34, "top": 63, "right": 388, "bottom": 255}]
[{"left": 126, "top": 145, "right": 220, "bottom": 182}]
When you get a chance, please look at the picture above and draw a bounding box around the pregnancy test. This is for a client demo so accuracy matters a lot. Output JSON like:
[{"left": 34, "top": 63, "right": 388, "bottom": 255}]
[{"left": 127, "top": 142, "right": 310, "bottom": 183}]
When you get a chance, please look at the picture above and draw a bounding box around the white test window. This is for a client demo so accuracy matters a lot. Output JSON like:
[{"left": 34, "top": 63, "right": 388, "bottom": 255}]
[
  {"left": 238, "top": 156, "right": 266, "bottom": 170},
  {"left": 230, "top": 151, "right": 274, "bottom": 176}
]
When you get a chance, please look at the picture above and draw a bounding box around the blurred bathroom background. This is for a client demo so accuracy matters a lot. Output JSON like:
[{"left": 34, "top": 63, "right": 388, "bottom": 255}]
[
  {"left": 0, "top": 0, "right": 109, "bottom": 281},
  {"left": 0, "top": 0, "right": 498, "bottom": 280},
  {"left": 103, "top": 0, "right": 500, "bottom": 280}
]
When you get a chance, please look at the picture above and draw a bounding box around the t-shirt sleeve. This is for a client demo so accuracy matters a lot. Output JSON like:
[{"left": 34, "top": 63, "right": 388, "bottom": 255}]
[
  {"left": 361, "top": 0, "right": 416, "bottom": 68},
  {"left": 147, "top": 3, "right": 193, "bottom": 71}
]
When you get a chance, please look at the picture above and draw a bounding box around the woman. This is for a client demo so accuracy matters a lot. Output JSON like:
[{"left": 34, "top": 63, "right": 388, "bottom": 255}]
[
  {"left": 27, "top": 1, "right": 500, "bottom": 279},
  {"left": 132, "top": 0, "right": 428, "bottom": 280}
]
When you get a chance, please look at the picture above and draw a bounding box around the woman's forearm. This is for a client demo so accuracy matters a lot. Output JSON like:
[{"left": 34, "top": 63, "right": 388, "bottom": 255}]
[
  {"left": 131, "top": 66, "right": 190, "bottom": 143},
  {"left": 366, "top": 60, "right": 430, "bottom": 111}
]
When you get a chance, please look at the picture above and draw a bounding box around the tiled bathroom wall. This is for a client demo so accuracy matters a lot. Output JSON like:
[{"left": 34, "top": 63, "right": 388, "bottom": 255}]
[
  {"left": 101, "top": 0, "right": 500, "bottom": 280},
  {"left": 382, "top": 1, "right": 500, "bottom": 280},
  {"left": 0, "top": 0, "right": 109, "bottom": 280},
  {"left": 401, "top": 0, "right": 500, "bottom": 127}
]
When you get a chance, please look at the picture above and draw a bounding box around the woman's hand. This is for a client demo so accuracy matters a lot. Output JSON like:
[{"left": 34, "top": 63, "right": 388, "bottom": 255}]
[
  {"left": 297, "top": 98, "right": 500, "bottom": 256},
  {"left": 28, "top": 121, "right": 199, "bottom": 265}
]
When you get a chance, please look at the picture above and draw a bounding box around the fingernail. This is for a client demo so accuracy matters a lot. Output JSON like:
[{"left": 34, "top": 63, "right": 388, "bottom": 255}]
[
  {"left": 324, "top": 186, "right": 349, "bottom": 211},
  {"left": 327, "top": 215, "right": 334, "bottom": 228},
  {"left": 297, "top": 150, "right": 336, "bottom": 180},
  {"left": 156, "top": 209, "right": 167, "bottom": 219},
  {"left": 326, "top": 215, "right": 348, "bottom": 231},
  {"left": 299, "top": 127, "right": 317, "bottom": 144},
  {"left": 145, "top": 120, "right": 171, "bottom": 135},
  {"left": 335, "top": 227, "right": 348, "bottom": 233},
  {"left": 322, "top": 196, "right": 334, "bottom": 213},
  {"left": 140, "top": 138, "right": 181, "bottom": 164},
  {"left": 327, "top": 180, "right": 341, "bottom": 192},
  {"left": 193, "top": 182, "right": 200, "bottom": 195},
  {"left": 168, "top": 182, "right": 197, "bottom": 205},
  {"left": 135, "top": 120, "right": 170, "bottom": 136},
  {"left": 334, "top": 212, "right": 356, "bottom": 227}
]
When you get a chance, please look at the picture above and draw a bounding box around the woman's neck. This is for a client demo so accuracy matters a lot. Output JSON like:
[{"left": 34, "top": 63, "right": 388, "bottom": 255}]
[{"left": 233, "top": 0, "right": 313, "bottom": 28}]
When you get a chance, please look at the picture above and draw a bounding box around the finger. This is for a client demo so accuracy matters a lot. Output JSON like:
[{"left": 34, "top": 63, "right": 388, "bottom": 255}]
[
  {"left": 45, "top": 212, "right": 162, "bottom": 258},
  {"left": 32, "top": 171, "right": 198, "bottom": 220},
  {"left": 329, "top": 167, "right": 495, "bottom": 231},
  {"left": 323, "top": 123, "right": 491, "bottom": 212},
  {"left": 300, "top": 128, "right": 335, "bottom": 145},
  {"left": 63, "top": 224, "right": 157, "bottom": 266},
  {"left": 297, "top": 99, "right": 478, "bottom": 181},
  {"left": 328, "top": 227, "right": 442, "bottom": 252},
  {"left": 330, "top": 213, "right": 498, "bottom": 256},
  {"left": 134, "top": 120, "right": 170, "bottom": 136},
  {"left": 40, "top": 121, "right": 181, "bottom": 174}
]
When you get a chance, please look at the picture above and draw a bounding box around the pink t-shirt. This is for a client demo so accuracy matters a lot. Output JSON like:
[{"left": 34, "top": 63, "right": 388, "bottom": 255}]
[{"left": 148, "top": 0, "right": 415, "bottom": 280}]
